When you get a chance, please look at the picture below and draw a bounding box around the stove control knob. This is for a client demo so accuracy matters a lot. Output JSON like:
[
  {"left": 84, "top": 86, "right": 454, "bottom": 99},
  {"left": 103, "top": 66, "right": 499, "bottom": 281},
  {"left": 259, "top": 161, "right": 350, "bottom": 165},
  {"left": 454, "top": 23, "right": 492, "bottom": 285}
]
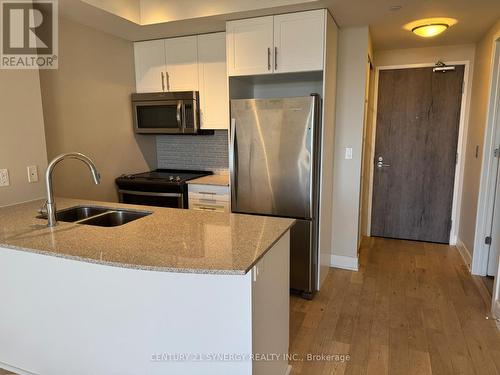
[
  {"left": 168, "top": 176, "right": 174, "bottom": 181},
  {"left": 175, "top": 176, "right": 181, "bottom": 182}
]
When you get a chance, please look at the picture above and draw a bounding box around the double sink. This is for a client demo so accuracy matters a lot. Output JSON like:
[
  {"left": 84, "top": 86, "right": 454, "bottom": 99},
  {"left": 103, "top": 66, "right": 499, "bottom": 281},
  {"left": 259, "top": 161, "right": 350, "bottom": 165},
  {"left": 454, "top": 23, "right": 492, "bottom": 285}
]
[{"left": 39, "top": 206, "right": 152, "bottom": 227}]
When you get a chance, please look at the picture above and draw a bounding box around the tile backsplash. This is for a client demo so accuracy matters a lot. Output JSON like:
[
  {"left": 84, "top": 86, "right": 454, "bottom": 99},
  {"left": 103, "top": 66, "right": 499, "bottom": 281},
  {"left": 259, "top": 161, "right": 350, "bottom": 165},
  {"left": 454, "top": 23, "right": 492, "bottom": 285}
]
[{"left": 156, "top": 131, "right": 229, "bottom": 172}]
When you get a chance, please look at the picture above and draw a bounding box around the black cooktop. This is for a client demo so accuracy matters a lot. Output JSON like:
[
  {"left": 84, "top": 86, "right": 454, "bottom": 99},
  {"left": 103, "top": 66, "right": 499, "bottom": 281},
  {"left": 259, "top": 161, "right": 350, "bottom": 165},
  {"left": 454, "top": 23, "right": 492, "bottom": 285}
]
[{"left": 116, "top": 169, "right": 212, "bottom": 186}]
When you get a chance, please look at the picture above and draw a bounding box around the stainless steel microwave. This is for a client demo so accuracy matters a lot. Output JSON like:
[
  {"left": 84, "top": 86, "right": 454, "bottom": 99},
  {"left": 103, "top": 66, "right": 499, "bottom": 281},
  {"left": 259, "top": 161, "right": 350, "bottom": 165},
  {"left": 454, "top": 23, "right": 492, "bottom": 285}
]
[{"left": 132, "top": 91, "right": 200, "bottom": 134}]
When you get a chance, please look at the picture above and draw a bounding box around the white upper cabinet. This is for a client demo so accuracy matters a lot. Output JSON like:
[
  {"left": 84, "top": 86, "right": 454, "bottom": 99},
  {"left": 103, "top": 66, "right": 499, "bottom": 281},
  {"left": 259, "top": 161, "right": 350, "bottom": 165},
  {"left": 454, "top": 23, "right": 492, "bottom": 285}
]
[
  {"left": 197, "top": 33, "right": 229, "bottom": 130},
  {"left": 134, "top": 40, "right": 166, "bottom": 93},
  {"left": 273, "top": 10, "right": 325, "bottom": 73},
  {"left": 164, "top": 36, "right": 199, "bottom": 91},
  {"left": 134, "top": 36, "right": 198, "bottom": 93},
  {"left": 226, "top": 10, "right": 326, "bottom": 76},
  {"left": 226, "top": 16, "right": 274, "bottom": 76}
]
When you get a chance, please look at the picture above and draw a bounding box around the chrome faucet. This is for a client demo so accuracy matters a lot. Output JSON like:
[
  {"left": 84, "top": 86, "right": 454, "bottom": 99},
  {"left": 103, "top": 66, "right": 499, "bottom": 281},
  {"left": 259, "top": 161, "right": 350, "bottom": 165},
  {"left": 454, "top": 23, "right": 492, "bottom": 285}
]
[{"left": 43, "top": 153, "right": 101, "bottom": 227}]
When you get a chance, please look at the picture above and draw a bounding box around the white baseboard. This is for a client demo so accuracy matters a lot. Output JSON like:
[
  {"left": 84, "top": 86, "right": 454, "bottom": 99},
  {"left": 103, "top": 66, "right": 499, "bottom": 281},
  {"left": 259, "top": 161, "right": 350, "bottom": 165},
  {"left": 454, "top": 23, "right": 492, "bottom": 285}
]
[
  {"left": 330, "top": 255, "right": 359, "bottom": 271},
  {"left": 450, "top": 234, "right": 458, "bottom": 246},
  {"left": 456, "top": 239, "right": 472, "bottom": 270},
  {"left": 284, "top": 365, "right": 292, "bottom": 375},
  {"left": 494, "top": 300, "right": 500, "bottom": 319}
]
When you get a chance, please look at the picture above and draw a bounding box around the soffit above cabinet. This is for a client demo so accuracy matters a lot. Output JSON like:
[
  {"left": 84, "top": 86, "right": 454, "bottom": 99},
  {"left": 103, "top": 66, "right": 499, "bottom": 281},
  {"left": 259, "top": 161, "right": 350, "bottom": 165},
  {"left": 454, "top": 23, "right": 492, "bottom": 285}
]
[{"left": 62, "top": 0, "right": 325, "bottom": 41}]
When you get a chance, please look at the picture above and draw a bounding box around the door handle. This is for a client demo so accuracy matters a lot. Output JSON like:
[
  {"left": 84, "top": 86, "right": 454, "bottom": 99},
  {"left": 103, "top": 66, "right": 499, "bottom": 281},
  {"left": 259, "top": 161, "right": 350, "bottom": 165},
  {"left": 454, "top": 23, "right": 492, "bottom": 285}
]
[
  {"left": 377, "top": 161, "right": 391, "bottom": 168},
  {"left": 376, "top": 156, "right": 391, "bottom": 168},
  {"left": 230, "top": 118, "right": 238, "bottom": 206},
  {"left": 274, "top": 47, "right": 278, "bottom": 70},
  {"left": 267, "top": 48, "right": 271, "bottom": 71}
]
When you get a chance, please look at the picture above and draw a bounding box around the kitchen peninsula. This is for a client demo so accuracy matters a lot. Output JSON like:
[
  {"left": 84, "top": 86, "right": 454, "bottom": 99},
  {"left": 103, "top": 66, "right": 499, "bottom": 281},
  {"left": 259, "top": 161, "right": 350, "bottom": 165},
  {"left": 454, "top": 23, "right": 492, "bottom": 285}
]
[{"left": 0, "top": 198, "right": 294, "bottom": 375}]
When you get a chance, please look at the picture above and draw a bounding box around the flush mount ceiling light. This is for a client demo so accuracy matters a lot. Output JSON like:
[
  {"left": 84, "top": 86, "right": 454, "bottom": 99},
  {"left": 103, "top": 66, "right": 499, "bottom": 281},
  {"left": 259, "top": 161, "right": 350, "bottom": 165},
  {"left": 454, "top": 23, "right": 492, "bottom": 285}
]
[{"left": 403, "top": 18, "right": 458, "bottom": 38}]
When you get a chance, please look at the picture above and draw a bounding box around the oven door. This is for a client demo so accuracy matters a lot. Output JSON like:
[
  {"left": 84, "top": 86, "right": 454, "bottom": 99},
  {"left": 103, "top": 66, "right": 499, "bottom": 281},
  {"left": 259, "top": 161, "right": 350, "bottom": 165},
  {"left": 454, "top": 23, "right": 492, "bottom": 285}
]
[
  {"left": 118, "top": 189, "right": 185, "bottom": 208},
  {"left": 133, "top": 100, "right": 183, "bottom": 134}
]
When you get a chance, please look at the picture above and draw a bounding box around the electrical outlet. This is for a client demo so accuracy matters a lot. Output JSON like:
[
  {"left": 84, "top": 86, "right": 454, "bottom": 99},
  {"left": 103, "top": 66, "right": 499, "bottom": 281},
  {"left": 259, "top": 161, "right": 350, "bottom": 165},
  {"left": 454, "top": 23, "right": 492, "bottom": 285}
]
[
  {"left": 0, "top": 169, "right": 10, "bottom": 187},
  {"left": 27, "top": 165, "right": 38, "bottom": 183}
]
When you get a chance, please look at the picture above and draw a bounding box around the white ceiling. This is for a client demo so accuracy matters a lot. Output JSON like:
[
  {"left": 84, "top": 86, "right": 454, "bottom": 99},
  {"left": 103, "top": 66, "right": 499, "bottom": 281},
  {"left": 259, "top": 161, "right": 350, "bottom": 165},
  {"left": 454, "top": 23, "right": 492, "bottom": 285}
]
[{"left": 61, "top": 0, "right": 500, "bottom": 50}]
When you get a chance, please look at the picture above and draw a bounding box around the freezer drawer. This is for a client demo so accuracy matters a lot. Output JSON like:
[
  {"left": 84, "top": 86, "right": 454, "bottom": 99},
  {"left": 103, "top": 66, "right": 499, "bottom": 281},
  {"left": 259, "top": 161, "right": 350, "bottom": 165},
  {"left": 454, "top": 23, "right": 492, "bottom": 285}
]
[{"left": 290, "top": 218, "right": 317, "bottom": 298}]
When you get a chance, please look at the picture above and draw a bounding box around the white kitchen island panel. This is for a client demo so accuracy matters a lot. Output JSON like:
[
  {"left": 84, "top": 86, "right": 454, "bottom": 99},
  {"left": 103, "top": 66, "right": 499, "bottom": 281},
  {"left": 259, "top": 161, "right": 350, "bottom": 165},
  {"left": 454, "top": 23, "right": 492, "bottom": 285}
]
[{"left": 0, "top": 232, "right": 290, "bottom": 375}]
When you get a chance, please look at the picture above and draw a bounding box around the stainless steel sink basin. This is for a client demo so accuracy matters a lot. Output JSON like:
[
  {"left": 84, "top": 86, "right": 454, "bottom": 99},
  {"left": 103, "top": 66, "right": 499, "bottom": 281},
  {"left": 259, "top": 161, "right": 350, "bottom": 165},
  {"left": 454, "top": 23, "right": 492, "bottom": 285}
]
[
  {"left": 79, "top": 210, "right": 151, "bottom": 227},
  {"left": 38, "top": 206, "right": 152, "bottom": 227},
  {"left": 55, "top": 206, "right": 109, "bottom": 222}
]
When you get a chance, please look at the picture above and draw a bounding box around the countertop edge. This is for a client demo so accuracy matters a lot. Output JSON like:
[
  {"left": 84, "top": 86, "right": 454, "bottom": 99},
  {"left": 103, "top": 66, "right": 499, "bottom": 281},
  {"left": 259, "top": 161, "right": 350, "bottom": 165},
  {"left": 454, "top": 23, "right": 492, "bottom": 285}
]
[
  {"left": 241, "top": 219, "right": 296, "bottom": 273},
  {"left": 0, "top": 243, "right": 248, "bottom": 275},
  {"left": 0, "top": 218, "right": 295, "bottom": 275}
]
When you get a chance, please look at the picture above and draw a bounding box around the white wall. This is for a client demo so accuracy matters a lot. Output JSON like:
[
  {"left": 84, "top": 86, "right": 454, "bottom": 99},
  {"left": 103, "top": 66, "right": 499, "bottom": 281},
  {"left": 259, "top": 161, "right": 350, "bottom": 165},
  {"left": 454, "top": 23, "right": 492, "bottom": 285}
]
[
  {"left": 0, "top": 70, "right": 48, "bottom": 207},
  {"left": 140, "top": 0, "right": 319, "bottom": 24},
  {"left": 81, "top": 0, "right": 141, "bottom": 23},
  {"left": 331, "top": 26, "right": 370, "bottom": 264},
  {"left": 467, "top": 21, "right": 500, "bottom": 265},
  {"left": 374, "top": 44, "right": 476, "bottom": 67},
  {"left": 319, "top": 12, "right": 338, "bottom": 284},
  {"left": 39, "top": 17, "right": 156, "bottom": 202}
]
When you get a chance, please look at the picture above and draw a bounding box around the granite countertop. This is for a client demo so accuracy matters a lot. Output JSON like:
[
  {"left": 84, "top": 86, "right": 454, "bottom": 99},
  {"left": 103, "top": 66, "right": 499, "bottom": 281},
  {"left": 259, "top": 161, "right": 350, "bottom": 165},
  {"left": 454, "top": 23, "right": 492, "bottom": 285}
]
[
  {"left": 0, "top": 198, "right": 294, "bottom": 275},
  {"left": 187, "top": 174, "right": 230, "bottom": 186}
]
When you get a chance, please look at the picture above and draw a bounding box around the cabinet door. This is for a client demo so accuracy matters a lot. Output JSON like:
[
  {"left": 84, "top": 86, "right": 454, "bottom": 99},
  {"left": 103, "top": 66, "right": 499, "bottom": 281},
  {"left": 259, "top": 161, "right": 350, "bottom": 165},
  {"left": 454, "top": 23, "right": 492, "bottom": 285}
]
[
  {"left": 226, "top": 16, "right": 274, "bottom": 76},
  {"left": 197, "top": 33, "right": 229, "bottom": 130},
  {"left": 134, "top": 40, "right": 166, "bottom": 93},
  {"left": 273, "top": 10, "right": 325, "bottom": 73},
  {"left": 164, "top": 36, "right": 199, "bottom": 91}
]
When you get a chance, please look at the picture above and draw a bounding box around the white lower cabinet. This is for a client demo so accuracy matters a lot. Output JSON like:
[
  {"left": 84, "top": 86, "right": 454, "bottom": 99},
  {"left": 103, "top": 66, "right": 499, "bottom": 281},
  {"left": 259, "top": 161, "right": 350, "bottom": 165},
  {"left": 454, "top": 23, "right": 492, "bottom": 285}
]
[{"left": 188, "top": 184, "right": 230, "bottom": 213}]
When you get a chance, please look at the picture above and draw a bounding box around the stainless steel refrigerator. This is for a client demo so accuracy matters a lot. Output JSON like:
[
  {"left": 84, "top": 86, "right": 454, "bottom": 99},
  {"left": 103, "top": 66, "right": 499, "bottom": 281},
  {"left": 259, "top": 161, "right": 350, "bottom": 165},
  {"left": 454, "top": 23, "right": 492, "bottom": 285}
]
[{"left": 230, "top": 94, "right": 322, "bottom": 299}]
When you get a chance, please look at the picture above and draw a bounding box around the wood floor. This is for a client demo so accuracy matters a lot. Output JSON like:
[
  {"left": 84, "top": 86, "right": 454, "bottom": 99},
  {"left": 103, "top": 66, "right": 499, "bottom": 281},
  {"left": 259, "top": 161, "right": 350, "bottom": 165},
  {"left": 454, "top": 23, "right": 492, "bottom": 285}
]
[{"left": 289, "top": 237, "right": 500, "bottom": 375}]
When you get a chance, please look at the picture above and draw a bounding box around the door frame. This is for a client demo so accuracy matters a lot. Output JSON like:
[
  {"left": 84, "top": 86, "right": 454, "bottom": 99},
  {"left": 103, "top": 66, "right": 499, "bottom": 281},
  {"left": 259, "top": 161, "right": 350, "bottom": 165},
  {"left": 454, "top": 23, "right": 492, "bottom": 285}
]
[
  {"left": 366, "top": 61, "right": 471, "bottom": 246},
  {"left": 473, "top": 40, "right": 500, "bottom": 278}
]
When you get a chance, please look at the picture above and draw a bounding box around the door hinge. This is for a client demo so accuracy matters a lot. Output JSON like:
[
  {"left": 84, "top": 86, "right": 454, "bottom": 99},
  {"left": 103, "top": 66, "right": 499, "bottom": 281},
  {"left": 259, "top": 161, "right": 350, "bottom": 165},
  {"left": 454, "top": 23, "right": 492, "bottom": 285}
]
[
  {"left": 494, "top": 147, "right": 500, "bottom": 158},
  {"left": 485, "top": 236, "right": 492, "bottom": 245}
]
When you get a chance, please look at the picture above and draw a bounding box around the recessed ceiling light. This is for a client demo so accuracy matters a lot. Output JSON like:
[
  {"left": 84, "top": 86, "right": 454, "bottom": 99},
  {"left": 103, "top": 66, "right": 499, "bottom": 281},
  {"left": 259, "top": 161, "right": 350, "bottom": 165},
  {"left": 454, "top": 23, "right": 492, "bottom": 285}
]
[{"left": 403, "top": 18, "right": 458, "bottom": 38}]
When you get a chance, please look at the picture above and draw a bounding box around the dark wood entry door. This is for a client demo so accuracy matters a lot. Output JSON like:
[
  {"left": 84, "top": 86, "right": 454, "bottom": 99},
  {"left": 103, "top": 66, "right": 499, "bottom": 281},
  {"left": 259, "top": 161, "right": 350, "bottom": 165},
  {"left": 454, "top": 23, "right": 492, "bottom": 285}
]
[{"left": 371, "top": 66, "right": 464, "bottom": 243}]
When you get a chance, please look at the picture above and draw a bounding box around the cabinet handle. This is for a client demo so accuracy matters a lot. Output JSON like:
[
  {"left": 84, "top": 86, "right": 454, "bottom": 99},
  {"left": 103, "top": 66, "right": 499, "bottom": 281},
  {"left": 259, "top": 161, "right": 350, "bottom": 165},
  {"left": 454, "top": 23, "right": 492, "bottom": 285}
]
[
  {"left": 166, "top": 72, "right": 170, "bottom": 91},
  {"left": 161, "top": 72, "right": 165, "bottom": 91},
  {"left": 274, "top": 47, "right": 278, "bottom": 70},
  {"left": 267, "top": 47, "right": 271, "bottom": 71}
]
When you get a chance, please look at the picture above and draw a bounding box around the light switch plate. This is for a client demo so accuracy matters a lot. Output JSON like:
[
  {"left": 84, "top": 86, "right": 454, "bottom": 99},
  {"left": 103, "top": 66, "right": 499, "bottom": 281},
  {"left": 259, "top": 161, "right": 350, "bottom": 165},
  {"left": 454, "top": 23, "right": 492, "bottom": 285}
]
[
  {"left": 0, "top": 169, "right": 10, "bottom": 187},
  {"left": 345, "top": 147, "right": 353, "bottom": 160},
  {"left": 27, "top": 165, "right": 38, "bottom": 183}
]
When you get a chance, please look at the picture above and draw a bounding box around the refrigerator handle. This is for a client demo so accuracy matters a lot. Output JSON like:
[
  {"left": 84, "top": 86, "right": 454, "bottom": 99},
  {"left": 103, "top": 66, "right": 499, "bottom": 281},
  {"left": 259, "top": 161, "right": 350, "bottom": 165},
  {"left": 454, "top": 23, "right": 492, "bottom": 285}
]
[
  {"left": 230, "top": 118, "right": 238, "bottom": 208},
  {"left": 310, "top": 94, "right": 321, "bottom": 220}
]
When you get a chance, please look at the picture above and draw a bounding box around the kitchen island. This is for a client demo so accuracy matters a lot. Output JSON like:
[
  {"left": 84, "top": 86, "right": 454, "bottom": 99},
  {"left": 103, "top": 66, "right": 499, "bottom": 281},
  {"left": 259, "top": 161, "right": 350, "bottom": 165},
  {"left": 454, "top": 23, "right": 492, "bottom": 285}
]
[{"left": 0, "top": 199, "right": 294, "bottom": 375}]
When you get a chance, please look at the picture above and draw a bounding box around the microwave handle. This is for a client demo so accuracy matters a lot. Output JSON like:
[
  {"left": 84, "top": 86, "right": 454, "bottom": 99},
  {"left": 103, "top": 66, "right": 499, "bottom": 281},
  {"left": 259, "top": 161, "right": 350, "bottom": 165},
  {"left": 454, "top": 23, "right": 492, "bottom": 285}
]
[{"left": 176, "top": 101, "right": 182, "bottom": 128}]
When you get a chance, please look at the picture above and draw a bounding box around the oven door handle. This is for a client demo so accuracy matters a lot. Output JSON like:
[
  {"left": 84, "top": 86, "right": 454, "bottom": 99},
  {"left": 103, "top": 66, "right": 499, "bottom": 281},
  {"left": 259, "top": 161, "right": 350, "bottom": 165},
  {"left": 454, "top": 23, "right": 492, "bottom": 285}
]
[{"left": 118, "top": 189, "right": 182, "bottom": 198}]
